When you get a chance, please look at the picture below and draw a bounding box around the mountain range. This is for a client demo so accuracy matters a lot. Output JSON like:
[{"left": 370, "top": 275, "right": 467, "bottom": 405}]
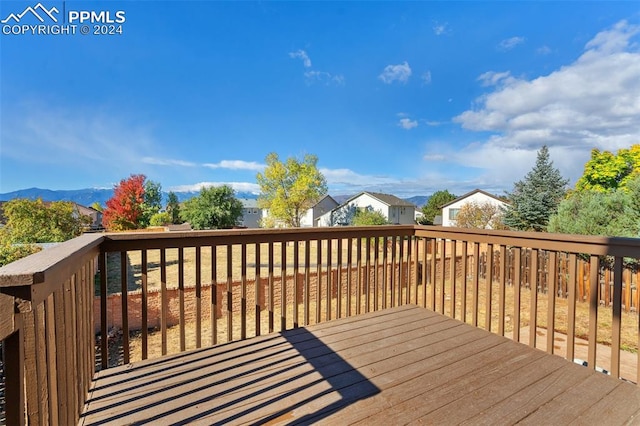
[{"left": 0, "top": 187, "right": 430, "bottom": 208}]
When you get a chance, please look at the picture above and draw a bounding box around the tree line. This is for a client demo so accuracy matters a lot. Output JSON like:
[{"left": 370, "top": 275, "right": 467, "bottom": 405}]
[{"left": 3, "top": 144, "right": 640, "bottom": 267}]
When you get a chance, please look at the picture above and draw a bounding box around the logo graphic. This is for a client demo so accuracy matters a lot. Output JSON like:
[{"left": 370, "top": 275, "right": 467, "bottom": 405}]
[
  {"left": 2, "top": 2, "right": 126, "bottom": 36},
  {"left": 1, "top": 2, "right": 59, "bottom": 24}
]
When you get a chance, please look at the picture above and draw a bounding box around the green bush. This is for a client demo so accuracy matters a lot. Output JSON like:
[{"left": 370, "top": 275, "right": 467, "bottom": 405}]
[{"left": 149, "top": 211, "right": 172, "bottom": 227}]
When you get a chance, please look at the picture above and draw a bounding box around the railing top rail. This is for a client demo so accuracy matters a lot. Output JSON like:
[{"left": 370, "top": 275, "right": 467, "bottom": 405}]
[
  {"left": 100, "top": 225, "right": 417, "bottom": 251},
  {"left": 2, "top": 225, "right": 640, "bottom": 290},
  {"left": 0, "top": 233, "right": 104, "bottom": 289},
  {"left": 415, "top": 225, "right": 640, "bottom": 257}
]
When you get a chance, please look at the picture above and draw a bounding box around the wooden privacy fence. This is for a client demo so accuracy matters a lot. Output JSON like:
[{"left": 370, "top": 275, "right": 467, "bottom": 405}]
[
  {"left": 3, "top": 226, "right": 640, "bottom": 424},
  {"left": 95, "top": 260, "right": 417, "bottom": 335},
  {"left": 474, "top": 248, "right": 640, "bottom": 312}
]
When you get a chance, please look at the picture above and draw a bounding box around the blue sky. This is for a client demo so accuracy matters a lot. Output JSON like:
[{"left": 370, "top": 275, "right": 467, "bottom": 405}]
[{"left": 1, "top": 1, "right": 639, "bottom": 198}]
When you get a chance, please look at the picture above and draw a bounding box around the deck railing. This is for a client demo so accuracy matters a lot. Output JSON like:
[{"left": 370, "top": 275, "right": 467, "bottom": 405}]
[
  {"left": 0, "top": 234, "right": 102, "bottom": 426},
  {"left": 2, "top": 225, "right": 640, "bottom": 424}
]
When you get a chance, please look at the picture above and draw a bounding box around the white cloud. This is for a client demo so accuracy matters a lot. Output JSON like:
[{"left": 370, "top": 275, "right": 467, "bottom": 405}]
[
  {"left": 537, "top": 45, "right": 552, "bottom": 55},
  {"left": 288, "top": 49, "right": 311, "bottom": 67},
  {"left": 452, "top": 20, "right": 640, "bottom": 186},
  {"left": 169, "top": 181, "right": 261, "bottom": 194},
  {"left": 379, "top": 62, "right": 412, "bottom": 84},
  {"left": 498, "top": 36, "right": 525, "bottom": 51},
  {"left": 2, "top": 100, "right": 154, "bottom": 171},
  {"left": 320, "top": 166, "right": 479, "bottom": 198},
  {"left": 288, "top": 49, "right": 344, "bottom": 86},
  {"left": 203, "top": 160, "right": 265, "bottom": 171},
  {"left": 304, "top": 70, "right": 345, "bottom": 85},
  {"left": 477, "top": 71, "right": 516, "bottom": 87},
  {"left": 433, "top": 21, "right": 449, "bottom": 36},
  {"left": 585, "top": 20, "right": 639, "bottom": 55},
  {"left": 398, "top": 118, "right": 418, "bottom": 130},
  {"left": 321, "top": 168, "right": 397, "bottom": 187},
  {"left": 423, "top": 154, "right": 446, "bottom": 161},
  {"left": 422, "top": 71, "right": 432, "bottom": 85},
  {"left": 142, "top": 157, "right": 197, "bottom": 167},
  {"left": 164, "top": 166, "right": 508, "bottom": 199}
]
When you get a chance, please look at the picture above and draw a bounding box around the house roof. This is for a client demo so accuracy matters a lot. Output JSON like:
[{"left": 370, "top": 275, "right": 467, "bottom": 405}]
[
  {"left": 73, "top": 203, "right": 101, "bottom": 216},
  {"left": 313, "top": 194, "right": 338, "bottom": 207},
  {"left": 440, "top": 189, "right": 508, "bottom": 209},
  {"left": 239, "top": 198, "right": 259, "bottom": 209},
  {"left": 345, "top": 191, "right": 416, "bottom": 208}
]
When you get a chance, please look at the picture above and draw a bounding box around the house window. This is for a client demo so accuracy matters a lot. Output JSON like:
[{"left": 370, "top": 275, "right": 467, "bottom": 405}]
[{"left": 449, "top": 208, "right": 460, "bottom": 220}]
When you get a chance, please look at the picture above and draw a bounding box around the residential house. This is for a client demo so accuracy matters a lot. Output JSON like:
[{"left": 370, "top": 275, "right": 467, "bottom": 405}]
[
  {"left": 73, "top": 203, "right": 103, "bottom": 231},
  {"left": 238, "top": 199, "right": 265, "bottom": 228},
  {"left": 440, "top": 189, "right": 508, "bottom": 228},
  {"left": 300, "top": 195, "right": 339, "bottom": 227},
  {"left": 318, "top": 191, "right": 417, "bottom": 226}
]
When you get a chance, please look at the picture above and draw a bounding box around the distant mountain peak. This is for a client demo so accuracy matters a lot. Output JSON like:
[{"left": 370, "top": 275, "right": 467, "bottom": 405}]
[{"left": 0, "top": 187, "right": 259, "bottom": 207}]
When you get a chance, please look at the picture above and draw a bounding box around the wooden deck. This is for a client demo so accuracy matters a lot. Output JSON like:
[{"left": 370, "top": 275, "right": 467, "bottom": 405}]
[{"left": 80, "top": 305, "right": 640, "bottom": 425}]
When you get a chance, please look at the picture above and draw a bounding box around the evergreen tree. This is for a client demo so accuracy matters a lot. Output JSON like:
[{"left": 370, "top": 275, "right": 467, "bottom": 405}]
[
  {"left": 503, "top": 146, "right": 568, "bottom": 231},
  {"left": 166, "top": 191, "right": 182, "bottom": 224}
]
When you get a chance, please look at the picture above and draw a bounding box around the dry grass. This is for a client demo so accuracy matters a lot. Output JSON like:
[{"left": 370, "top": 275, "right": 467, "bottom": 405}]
[
  {"left": 113, "top": 276, "right": 640, "bottom": 366},
  {"left": 100, "top": 240, "right": 639, "bottom": 371},
  {"left": 102, "top": 239, "right": 392, "bottom": 294}
]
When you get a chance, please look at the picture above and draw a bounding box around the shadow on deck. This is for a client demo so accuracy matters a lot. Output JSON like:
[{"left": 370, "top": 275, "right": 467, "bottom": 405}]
[{"left": 80, "top": 314, "right": 382, "bottom": 425}]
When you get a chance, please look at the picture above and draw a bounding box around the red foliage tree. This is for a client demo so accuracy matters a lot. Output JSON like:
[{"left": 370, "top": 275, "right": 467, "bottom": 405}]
[{"left": 102, "top": 174, "right": 146, "bottom": 230}]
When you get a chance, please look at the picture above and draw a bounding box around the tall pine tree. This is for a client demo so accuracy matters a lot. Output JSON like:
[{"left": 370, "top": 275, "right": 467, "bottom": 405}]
[
  {"left": 166, "top": 191, "right": 182, "bottom": 224},
  {"left": 503, "top": 146, "right": 568, "bottom": 232}
]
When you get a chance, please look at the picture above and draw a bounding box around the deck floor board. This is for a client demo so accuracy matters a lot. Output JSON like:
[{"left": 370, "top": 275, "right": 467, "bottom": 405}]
[{"left": 80, "top": 305, "right": 640, "bottom": 425}]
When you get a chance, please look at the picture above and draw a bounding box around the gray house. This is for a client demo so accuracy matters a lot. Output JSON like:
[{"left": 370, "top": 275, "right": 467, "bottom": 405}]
[
  {"left": 238, "top": 199, "right": 265, "bottom": 228},
  {"left": 300, "top": 195, "right": 340, "bottom": 227}
]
